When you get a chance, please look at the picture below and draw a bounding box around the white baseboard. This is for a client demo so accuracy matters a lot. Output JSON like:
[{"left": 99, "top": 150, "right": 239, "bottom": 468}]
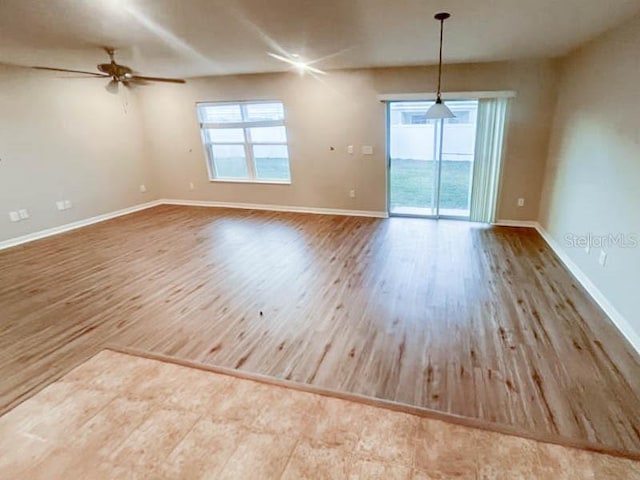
[
  {"left": 0, "top": 200, "right": 162, "bottom": 251},
  {"left": 534, "top": 222, "right": 640, "bottom": 355},
  {"left": 160, "top": 198, "right": 389, "bottom": 219},
  {"left": 493, "top": 219, "right": 538, "bottom": 228},
  {"left": 0, "top": 199, "right": 387, "bottom": 251}
]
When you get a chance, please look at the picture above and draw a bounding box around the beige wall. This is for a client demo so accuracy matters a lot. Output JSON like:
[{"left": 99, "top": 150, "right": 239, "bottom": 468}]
[
  {"left": 139, "top": 60, "right": 558, "bottom": 219},
  {"left": 0, "top": 66, "right": 155, "bottom": 242},
  {"left": 539, "top": 16, "right": 640, "bottom": 328}
]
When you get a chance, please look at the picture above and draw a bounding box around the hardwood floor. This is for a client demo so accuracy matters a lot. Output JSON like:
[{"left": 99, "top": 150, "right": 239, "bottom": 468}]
[{"left": 1, "top": 205, "right": 640, "bottom": 456}]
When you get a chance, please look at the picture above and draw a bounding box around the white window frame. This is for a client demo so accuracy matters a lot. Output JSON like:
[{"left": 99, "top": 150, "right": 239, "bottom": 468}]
[{"left": 197, "top": 100, "right": 292, "bottom": 184}]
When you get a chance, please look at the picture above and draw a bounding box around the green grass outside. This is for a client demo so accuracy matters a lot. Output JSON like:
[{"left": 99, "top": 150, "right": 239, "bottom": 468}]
[
  {"left": 213, "top": 157, "right": 471, "bottom": 211},
  {"left": 390, "top": 159, "right": 472, "bottom": 211},
  {"left": 214, "top": 157, "right": 291, "bottom": 181}
]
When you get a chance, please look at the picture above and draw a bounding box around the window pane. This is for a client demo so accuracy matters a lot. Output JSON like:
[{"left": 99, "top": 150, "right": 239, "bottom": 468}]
[
  {"left": 245, "top": 102, "right": 285, "bottom": 122},
  {"left": 249, "top": 126, "right": 287, "bottom": 143},
  {"left": 211, "top": 145, "right": 248, "bottom": 179},
  {"left": 205, "top": 128, "right": 245, "bottom": 143},
  {"left": 199, "top": 104, "right": 242, "bottom": 123},
  {"left": 253, "top": 145, "right": 290, "bottom": 181}
]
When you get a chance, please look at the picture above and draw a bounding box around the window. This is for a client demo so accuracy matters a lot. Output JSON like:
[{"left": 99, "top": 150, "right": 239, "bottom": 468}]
[
  {"left": 197, "top": 101, "right": 291, "bottom": 183},
  {"left": 446, "top": 110, "right": 471, "bottom": 124},
  {"left": 401, "top": 112, "right": 428, "bottom": 125}
]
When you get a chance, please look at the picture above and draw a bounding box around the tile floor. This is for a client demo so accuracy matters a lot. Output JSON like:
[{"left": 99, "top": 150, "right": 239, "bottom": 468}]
[{"left": 1, "top": 350, "right": 639, "bottom": 479}]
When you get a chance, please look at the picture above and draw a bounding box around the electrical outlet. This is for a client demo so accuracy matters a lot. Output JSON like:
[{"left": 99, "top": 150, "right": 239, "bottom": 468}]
[
  {"left": 517, "top": 198, "right": 525, "bottom": 207},
  {"left": 189, "top": 182, "right": 195, "bottom": 191},
  {"left": 139, "top": 184, "right": 147, "bottom": 193},
  {"left": 349, "top": 189, "right": 356, "bottom": 198},
  {"left": 56, "top": 201, "right": 65, "bottom": 211},
  {"left": 18, "top": 209, "right": 29, "bottom": 220},
  {"left": 599, "top": 250, "right": 607, "bottom": 267},
  {"left": 64, "top": 200, "right": 72, "bottom": 210},
  {"left": 9, "top": 211, "right": 20, "bottom": 222}
]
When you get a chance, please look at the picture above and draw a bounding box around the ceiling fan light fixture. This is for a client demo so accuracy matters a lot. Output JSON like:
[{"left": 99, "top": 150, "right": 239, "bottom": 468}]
[{"left": 428, "top": 12, "right": 455, "bottom": 120}]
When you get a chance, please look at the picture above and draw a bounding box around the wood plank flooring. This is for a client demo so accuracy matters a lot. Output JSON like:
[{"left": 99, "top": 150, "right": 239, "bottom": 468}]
[{"left": 1, "top": 205, "right": 640, "bottom": 455}]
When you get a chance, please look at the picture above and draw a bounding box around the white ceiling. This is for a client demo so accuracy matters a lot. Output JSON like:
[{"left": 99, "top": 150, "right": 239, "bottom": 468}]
[{"left": 1, "top": 0, "right": 639, "bottom": 78}]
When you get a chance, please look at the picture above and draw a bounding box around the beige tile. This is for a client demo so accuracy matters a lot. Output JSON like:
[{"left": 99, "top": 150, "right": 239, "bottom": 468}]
[
  {"left": 69, "top": 397, "right": 153, "bottom": 454},
  {"left": 475, "top": 431, "right": 541, "bottom": 479},
  {"left": 214, "top": 432, "right": 298, "bottom": 480},
  {"left": 19, "top": 448, "right": 139, "bottom": 480},
  {"left": 356, "top": 408, "right": 417, "bottom": 464},
  {"left": 413, "top": 418, "right": 478, "bottom": 477},
  {"left": 591, "top": 453, "right": 640, "bottom": 480},
  {"left": 208, "top": 379, "right": 282, "bottom": 427},
  {"left": 251, "top": 387, "right": 320, "bottom": 436},
  {"left": 281, "top": 438, "right": 351, "bottom": 479},
  {"left": 0, "top": 430, "right": 55, "bottom": 479},
  {"left": 109, "top": 408, "right": 200, "bottom": 468},
  {"left": 348, "top": 457, "right": 412, "bottom": 479},
  {"left": 307, "top": 396, "right": 372, "bottom": 447},
  {"left": 534, "top": 442, "right": 595, "bottom": 480},
  {"left": 411, "top": 467, "right": 477, "bottom": 480},
  {"left": 63, "top": 351, "right": 161, "bottom": 392},
  {"left": 127, "top": 360, "right": 233, "bottom": 413},
  {"left": 161, "top": 418, "right": 248, "bottom": 479},
  {"left": 0, "top": 384, "right": 114, "bottom": 444}
]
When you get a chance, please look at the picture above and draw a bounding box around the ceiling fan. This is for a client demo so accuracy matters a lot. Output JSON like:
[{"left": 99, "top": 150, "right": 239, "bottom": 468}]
[{"left": 32, "top": 48, "right": 186, "bottom": 90}]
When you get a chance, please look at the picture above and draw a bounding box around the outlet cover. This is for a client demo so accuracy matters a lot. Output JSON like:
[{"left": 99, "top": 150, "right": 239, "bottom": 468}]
[
  {"left": 189, "top": 182, "right": 195, "bottom": 191},
  {"left": 139, "top": 184, "right": 147, "bottom": 193},
  {"left": 56, "top": 201, "right": 65, "bottom": 211},
  {"left": 18, "top": 209, "right": 29, "bottom": 219},
  {"left": 64, "top": 200, "right": 72, "bottom": 209},
  {"left": 517, "top": 198, "right": 525, "bottom": 207},
  {"left": 347, "top": 145, "right": 354, "bottom": 155},
  {"left": 349, "top": 190, "right": 356, "bottom": 198}
]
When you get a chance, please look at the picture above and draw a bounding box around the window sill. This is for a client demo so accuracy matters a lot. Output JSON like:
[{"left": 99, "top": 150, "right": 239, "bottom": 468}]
[{"left": 208, "top": 178, "right": 291, "bottom": 186}]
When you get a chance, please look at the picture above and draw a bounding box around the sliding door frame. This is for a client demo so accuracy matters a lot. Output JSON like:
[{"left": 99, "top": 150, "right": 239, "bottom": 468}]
[{"left": 386, "top": 99, "right": 473, "bottom": 221}]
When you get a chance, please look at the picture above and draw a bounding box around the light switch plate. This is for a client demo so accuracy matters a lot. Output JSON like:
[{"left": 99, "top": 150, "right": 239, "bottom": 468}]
[
  {"left": 9, "top": 211, "right": 20, "bottom": 222},
  {"left": 361, "top": 145, "right": 373, "bottom": 155},
  {"left": 64, "top": 200, "right": 72, "bottom": 209},
  {"left": 56, "top": 201, "right": 65, "bottom": 211},
  {"left": 18, "top": 209, "right": 29, "bottom": 219},
  {"left": 347, "top": 145, "right": 354, "bottom": 155}
]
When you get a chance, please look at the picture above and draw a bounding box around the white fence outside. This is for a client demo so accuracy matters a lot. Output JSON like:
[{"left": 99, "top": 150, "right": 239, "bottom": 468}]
[{"left": 390, "top": 124, "right": 476, "bottom": 161}]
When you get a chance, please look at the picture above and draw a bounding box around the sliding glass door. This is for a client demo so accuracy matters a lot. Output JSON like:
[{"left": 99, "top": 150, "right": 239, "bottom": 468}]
[{"left": 388, "top": 100, "right": 479, "bottom": 219}]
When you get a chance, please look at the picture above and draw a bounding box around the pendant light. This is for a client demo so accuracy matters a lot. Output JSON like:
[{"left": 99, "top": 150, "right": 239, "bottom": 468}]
[{"left": 426, "top": 12, "right": 455, "bottom": 119}]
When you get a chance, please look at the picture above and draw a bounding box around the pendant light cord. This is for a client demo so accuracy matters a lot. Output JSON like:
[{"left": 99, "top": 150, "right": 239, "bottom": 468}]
[{"left": 437, "top": 18, "right": 444, "bottom": 101}]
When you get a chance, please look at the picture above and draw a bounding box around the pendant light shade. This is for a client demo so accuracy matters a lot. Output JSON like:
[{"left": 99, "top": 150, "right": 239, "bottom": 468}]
[
  {"left": 426, "top": 98, "right": 454, "bottom": 119},
  {"left": 426, "top": 12, "right": 455, "bottom": 120}
]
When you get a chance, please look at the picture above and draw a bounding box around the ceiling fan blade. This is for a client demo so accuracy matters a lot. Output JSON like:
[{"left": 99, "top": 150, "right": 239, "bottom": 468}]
[
  {"left": 130, "top": 75, "right": 186, "bottom": 84},
  {"left": 32, "top": 66, "right": 107, "bottom": 77}
]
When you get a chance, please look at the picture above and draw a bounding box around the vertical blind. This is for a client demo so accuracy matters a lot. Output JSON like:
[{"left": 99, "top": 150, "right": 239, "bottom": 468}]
[{"left": 469, "top": 98, "right": 509, "bottom": 223}]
